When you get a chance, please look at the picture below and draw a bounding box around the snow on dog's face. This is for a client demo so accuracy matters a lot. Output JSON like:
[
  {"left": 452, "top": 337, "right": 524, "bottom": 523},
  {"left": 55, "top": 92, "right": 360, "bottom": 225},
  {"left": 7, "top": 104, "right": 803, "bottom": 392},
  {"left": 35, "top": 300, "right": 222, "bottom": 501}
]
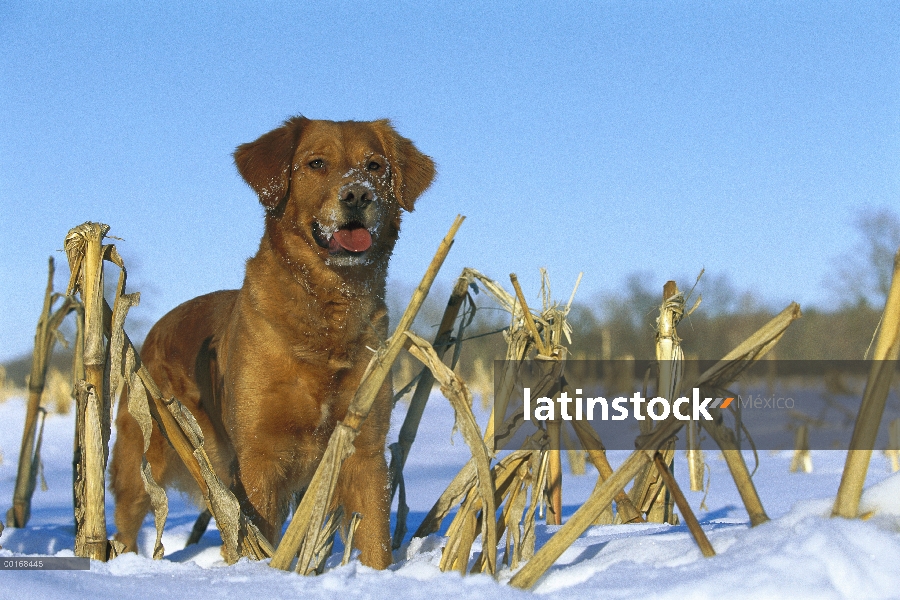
[{"left": 234, "top": 117, "right": 435, "bottom": 270}]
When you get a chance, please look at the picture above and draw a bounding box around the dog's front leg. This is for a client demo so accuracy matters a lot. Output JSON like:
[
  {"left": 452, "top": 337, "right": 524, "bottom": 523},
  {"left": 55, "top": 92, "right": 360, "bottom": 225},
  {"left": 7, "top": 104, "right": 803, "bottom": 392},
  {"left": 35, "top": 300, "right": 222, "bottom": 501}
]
[
  {"left": 232, "top": 456, "right": 290, "bottom": 547},
  {"left": 336, "top": 446, "right": 392, "bottom": 569}
]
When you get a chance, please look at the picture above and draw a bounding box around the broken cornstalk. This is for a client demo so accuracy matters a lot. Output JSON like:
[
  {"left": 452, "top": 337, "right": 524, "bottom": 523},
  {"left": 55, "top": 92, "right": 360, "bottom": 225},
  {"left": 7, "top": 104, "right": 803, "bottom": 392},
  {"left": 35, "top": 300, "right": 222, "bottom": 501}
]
[
  {"left": 388, "top": 269, "right": 475, "bottom": 548},
  {"left": 65, "top": 224, "right": 114, "bottom": 561},
  {"left": 406, "top": 331, "right": 497, "bottom": 575},
  {"left": 833, "top": 246, "right": 900, "bottom": 518},
  {"left": 8, "top": 257, "right": 80, "bottom": 528},
  {"left": 652, "top": 452, "right": 714, "bottom": 557},
  {"left": 626, "top": 281, "right": 686, "bottom": 524}
]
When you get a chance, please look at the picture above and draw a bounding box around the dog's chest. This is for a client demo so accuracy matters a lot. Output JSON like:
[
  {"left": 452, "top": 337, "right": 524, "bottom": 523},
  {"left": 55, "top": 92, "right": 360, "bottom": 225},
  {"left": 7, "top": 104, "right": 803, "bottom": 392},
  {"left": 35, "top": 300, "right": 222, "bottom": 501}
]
[{"left": 288, "top": 298, "right": 376, "bottom": 367}]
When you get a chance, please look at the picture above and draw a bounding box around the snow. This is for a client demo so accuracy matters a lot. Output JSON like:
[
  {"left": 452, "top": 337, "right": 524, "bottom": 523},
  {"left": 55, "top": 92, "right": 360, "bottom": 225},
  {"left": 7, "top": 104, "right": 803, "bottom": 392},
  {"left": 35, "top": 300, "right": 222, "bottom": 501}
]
[{"left": 1, "top": 393, "right": 898, "bottom": 599}]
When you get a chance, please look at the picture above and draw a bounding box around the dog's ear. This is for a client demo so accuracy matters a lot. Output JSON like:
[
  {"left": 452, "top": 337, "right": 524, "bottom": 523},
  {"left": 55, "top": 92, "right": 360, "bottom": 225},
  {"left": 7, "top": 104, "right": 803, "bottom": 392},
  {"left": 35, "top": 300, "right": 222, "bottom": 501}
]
[
  {"left": 234, "top": 116, "right": 308, "bottom": 209},
  {"left": 372, "top": 120, "right": 435, "bottom": 212}
]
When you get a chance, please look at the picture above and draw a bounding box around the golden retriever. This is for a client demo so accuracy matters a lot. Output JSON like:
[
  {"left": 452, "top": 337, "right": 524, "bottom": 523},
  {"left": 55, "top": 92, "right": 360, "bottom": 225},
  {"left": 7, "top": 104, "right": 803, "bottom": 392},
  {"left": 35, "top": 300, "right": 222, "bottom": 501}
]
[{"left": 109, "top": 116, "right": 435, "bottom": 569}]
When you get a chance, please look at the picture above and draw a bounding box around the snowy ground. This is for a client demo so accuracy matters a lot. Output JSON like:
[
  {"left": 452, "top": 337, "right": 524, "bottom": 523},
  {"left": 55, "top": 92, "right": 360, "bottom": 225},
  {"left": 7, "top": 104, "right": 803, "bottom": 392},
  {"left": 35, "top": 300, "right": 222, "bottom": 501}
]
[{"left": 1, "top": 393, "right": 899, "bottom": 599}]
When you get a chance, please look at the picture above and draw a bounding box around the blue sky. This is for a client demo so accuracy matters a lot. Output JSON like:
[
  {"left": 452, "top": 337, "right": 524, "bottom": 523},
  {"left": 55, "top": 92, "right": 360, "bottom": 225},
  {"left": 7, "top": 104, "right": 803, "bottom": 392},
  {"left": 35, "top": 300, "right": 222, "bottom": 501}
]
[{"left": 1, "top": 2, "right": 898, "bottom": 361}]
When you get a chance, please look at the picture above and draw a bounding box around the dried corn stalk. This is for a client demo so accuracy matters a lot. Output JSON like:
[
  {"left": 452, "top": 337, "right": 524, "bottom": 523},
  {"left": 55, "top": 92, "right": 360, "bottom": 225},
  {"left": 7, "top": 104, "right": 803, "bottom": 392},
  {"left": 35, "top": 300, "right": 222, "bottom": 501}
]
[
  {"left": 410, "top": 269, "right": 579, "bottom": 577},
  {"left": 565, "top": 411, "right": 641, "bottom": 524},
  {"left": 510, "top": 302, "right": 801, "bottom": 590},
  {"left": 64, "top": 222, "right": 271, "bottom": 563},
  {"left": 694, "top": 303, "right": 801, "bottom": 528},
  {"left": 341, "top": 512, "right": 362, "bottom": 566},
  {"left": 389, "top": 269, "right": 475, "bottom": 548},
  {"left": 516, "top": 449, "right": 549, "bottom": 565},
  {"left": 135, "top": 329, "right": 274, "bottom": 563},
  {"left": 651, "top": 452, "right": 715, "bottom": 557},
  {"left": 406, "top": 332, "right": 498, "bottom": 575},
  {"left": 73, "top": 380, "right": 111, "bottom": 560},
  {"left": 65, "top": 224, "right": 109, "bottom": 448},
  {"left": 412, "top": 462, "right": 478, "bottom": 540},
  {"left": 65, "top": 224, "right": 114, "bottom": 560},
  {"left": 471, "top": 446, "right": 546, "bottom": 572},
  {"left": 626, "top": 282, "right": 685, "bottom": 524},
  {"left": 790, "top": 424, "right": 812, "bottom": 473},
  {"left": 833, "top": 247, "right": 900, "bottom": 518},
  {"left": 413, "top": 358, "right": 560, "bottom": 540},
  {"left": 511, "top": 271, "right": 564, "bottom": 525},
  {"left": 887, "top": 419, "right": 900, "bottom": 473},
  {"left": 560, "top": 426, "right": 586, "bottom": 476},
  {"left": 8, "top": 258, "right": 80, "bottom": 528},
  {"left": 629, "top": 440, "right": 678, "bottom": 525},
  {"left": 686, "top": 420, "right": 705, "bottom": 492},
  {"left": 311, "top": 506, "right": 344, "bottom": 575},
  {"left": 684, "top": 353, "right": 705, "bottom": 491}
]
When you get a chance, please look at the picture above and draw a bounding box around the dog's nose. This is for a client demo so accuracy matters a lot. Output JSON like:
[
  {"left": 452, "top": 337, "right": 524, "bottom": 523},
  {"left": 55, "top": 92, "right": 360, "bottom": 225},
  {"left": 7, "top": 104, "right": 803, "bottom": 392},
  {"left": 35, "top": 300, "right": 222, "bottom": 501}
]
[{"left": 340, "top": 184, "right": 373, "bottom": 208}]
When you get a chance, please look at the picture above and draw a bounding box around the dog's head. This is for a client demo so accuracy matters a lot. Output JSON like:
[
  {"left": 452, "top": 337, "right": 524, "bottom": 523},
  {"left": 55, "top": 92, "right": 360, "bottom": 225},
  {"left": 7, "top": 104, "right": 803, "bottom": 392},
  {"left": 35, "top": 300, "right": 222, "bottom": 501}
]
[{"left": 234, "top": 117, "right": 435, "bottom": 269}]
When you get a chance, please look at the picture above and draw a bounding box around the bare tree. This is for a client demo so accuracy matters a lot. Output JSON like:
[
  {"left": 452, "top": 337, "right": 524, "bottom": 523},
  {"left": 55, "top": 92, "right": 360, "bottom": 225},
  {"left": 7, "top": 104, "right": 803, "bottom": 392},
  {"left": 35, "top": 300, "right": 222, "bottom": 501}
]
[{"left": 835, "top": 208, "right": 900, "bottom": 308}]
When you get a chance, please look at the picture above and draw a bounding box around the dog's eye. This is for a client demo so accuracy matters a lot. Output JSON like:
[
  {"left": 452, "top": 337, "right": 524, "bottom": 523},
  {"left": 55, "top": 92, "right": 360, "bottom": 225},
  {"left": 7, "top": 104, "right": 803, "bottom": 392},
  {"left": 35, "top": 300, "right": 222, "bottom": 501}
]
[
  {"left": 366, "top": 160, "right": 381, "bottom": 172},
  {"left": 308, "top": 159, "right": 325, "bottom": 169}
]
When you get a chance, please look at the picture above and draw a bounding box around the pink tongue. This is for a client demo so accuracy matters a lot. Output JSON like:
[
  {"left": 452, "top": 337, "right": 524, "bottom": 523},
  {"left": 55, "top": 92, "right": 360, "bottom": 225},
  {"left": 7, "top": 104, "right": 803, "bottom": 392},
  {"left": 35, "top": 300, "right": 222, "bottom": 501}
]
[{"left": 331, "top": 227, "right": 372, "bottom": 252}]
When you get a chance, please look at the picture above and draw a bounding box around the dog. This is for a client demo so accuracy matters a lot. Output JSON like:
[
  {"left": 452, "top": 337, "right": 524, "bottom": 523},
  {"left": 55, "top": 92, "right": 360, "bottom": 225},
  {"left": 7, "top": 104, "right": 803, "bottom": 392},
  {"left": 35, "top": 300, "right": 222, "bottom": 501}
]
[{"left": 109, "top": 116, "right": 435, "bottom": 569}]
